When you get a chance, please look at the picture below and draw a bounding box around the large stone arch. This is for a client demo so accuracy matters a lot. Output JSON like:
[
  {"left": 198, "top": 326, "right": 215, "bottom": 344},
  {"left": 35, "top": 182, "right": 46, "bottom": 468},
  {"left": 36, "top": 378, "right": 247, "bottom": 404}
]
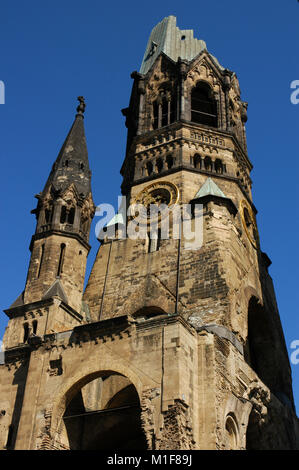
[{"left": 50, "top": 358, "right": 147, "bottom": 447}]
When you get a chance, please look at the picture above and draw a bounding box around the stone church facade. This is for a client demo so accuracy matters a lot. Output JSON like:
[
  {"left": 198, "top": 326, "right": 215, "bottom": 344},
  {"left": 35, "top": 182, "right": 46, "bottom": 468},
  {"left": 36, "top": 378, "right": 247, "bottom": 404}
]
[{"left": 0, "top": 16, "right": 298, "bottom": 450}]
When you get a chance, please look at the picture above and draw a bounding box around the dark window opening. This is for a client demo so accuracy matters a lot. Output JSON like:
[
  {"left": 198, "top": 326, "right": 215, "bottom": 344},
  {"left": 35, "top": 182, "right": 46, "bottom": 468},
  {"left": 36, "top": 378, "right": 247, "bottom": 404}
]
[
  {"left": 23, "top": 323, "right": 29, "bottom": 343},
  {"left": 166, "top": 155, "right": 174, "bottom": 169},
  {"left": 32, "top": 320, "right": 38, "bottom": 335},
  {"left": 194, "top": 154, "right": 201, "bottom": 169},
  {"left": 80, "top": 163, "right": 84, "bottom": 170},
  {"left": 68, "top": 207, "right": 75, "bottom": 225},
  {"left": 57, "top": 243, "right": 66, "bottom": 277},
  {"left": 161, "top": 98, "right": 168, "bottom": 127},
  {"left": 215, "top": 159, "right": 223, "bottom": 174},
  {"left": 156, "top": 158, "right": 163, "bottom": 173},
  {"left": 153, "top": 100, "right": 159, "bottom": 130},
  {"left": 45, "top": 208, "right": 53, "bottom": 224},
  {"left": 204, "top": 156, "right": 212, "bottom": 171},
  {"left": 65, "top": 160, "right": 69, "bottom": 167},
  {"left": 60, "top": 206, "right": 67, "bottom": 224},
  {"left": 146, "top": 161, "right": 153, "bottom": 176},
  {"left": 191, "top": 82, "right": 218, "bottom": 127},
  {"left": 37, "top": 244, "right": 45, "bottom": 279}
]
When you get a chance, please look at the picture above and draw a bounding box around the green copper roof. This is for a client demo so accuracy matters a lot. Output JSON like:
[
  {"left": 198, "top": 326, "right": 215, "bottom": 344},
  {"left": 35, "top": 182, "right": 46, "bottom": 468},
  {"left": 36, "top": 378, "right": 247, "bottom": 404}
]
[
  {"left": 106, "top": 212, "right": 125, "bottom": 227},
  {"left": 140, "top": 16, "right": 207, "bottom": 74},
  {"left": 194, "top": 178, "right": 227, "bottom": 199}
]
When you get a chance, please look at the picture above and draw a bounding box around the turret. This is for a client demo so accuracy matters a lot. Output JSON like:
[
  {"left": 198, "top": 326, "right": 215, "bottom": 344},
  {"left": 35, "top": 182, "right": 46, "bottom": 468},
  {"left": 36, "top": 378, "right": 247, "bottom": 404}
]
[{"left": 3, "top": 98, "right": 95, "bottom": 348}]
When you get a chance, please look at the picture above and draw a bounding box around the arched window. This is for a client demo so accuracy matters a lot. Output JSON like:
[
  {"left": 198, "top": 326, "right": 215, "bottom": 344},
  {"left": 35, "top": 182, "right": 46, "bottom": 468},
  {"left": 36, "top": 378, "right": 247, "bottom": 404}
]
[
  {"left": 225, "top": 414, "right": 238, "bottom": 450},
  {"left": 68, "top": 207, "right": 75, "bottom": 225},
  {"left": 45, "top": 207, "right": 53, "bottom": 224},
  {"left": 156, "top": 158, "right": 163, "bottom": 173},
  {"left": 204, "top": 156, "right": 212, "bottom": 171},
  {"left": 191, "top": 82, "right": 218, "bottom": 127},
  {"left": 215, "top": 159, "right": 223, "bottom": 174},
  {"left": 32, "top": 320, "right": 38, "bottom": 335},
  {"left": 194, "top": 154, "right": 201, "bottom": 169},
  {"left": 166, "top": 155, "right": 174, "bottom": 169},
  {"left": 60, "top": 206, "right": 67, "bottom": 224},
  {"left": 57, "top": 243, "right": 66, "bottom": 277},
  {"left": 146, "top": 161, "right": 153, "bottom": 176},
  {"left": 152, "top": 87, "right": 176, "bottom": 130},
  {"left": 161, "top": 97, "right": 168, "bottom": 127},
  {"left": 23, "top": 323, "right": 29, "bottom": 343},
  {"left": 153, "top": 100, "right": 159, "bottom": 130}
]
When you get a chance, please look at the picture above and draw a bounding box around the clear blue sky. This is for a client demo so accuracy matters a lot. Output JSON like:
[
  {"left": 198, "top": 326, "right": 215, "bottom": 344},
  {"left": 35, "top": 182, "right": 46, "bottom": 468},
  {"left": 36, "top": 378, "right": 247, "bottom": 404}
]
[{"left": 0, "top": 1, "right": 298, "bottom": 412}]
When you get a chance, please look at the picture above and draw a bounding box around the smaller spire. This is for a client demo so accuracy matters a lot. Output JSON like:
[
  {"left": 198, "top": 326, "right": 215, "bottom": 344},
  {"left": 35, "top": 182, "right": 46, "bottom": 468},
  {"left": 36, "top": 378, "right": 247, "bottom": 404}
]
[{"left": 41, "top": 96, "right": 91, "bottom": 197}]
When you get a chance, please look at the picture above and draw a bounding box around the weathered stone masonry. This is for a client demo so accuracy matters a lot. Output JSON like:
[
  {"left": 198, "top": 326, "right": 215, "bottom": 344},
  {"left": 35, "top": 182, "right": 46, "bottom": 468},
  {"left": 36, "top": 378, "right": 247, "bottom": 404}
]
[{"left": 0, "top": 16, "right": 298, "bottom": 450}]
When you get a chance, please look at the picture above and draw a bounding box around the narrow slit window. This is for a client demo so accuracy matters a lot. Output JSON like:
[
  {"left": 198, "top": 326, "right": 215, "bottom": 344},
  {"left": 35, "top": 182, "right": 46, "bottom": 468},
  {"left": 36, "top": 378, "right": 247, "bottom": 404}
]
[
  {"left": 32, "top": 320, "right": 38, "bottom": 335},
  {"left": 23, "top": 323, "right": 29, "bottom": 343},
  {"left": 37, "top": 244, "right": 45, "bottom": 278},
  {"left": 57, "top": 243, "right": 66, "bottom": 277}
]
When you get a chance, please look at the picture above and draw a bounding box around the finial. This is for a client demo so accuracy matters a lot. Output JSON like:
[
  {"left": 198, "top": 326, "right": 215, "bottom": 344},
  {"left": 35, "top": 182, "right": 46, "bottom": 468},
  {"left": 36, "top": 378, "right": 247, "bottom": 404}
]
[{"left": 76, "top": 96, "right": 86, "bottom": 115}]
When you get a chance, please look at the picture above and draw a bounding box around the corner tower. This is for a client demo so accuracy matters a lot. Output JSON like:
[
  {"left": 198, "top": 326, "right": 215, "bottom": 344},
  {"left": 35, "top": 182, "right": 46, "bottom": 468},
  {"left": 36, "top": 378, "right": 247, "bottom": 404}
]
[{"left": 3, "top": 97, "right": 95, "bottom": 348}]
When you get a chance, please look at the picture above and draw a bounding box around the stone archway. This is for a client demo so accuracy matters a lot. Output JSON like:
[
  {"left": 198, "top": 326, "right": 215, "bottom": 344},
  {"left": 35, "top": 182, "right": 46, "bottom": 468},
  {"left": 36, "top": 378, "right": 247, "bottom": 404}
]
[{"left": 54, "top": 371, "right": 147, "bottom": 450}]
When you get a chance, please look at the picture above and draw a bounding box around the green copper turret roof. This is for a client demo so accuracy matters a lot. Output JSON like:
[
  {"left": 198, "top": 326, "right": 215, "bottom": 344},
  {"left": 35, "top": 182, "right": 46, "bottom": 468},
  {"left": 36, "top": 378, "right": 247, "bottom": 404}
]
[{"left": 194, "top": 178, "right": 227, "bottom": 199}]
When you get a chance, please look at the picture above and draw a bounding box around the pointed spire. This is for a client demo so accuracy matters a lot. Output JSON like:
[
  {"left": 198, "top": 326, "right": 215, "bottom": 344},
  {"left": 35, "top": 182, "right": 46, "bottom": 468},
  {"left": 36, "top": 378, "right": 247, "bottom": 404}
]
[{"left": 42, "top": 97, "right": 91, "bottom": 198}]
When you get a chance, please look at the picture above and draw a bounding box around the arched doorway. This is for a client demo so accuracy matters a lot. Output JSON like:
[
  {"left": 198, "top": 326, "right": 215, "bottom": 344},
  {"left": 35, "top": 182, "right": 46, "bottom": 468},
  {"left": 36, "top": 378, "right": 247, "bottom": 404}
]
[{"left": 61, "top": 372, "right": 148, "bottom": 450}]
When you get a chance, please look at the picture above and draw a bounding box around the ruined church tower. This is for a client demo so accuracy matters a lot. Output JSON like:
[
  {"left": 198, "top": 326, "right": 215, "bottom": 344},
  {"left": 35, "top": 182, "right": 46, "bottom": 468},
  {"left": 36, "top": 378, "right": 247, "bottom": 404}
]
[{"left": 0, "top": 16, "right": 298, "bottom": 450}]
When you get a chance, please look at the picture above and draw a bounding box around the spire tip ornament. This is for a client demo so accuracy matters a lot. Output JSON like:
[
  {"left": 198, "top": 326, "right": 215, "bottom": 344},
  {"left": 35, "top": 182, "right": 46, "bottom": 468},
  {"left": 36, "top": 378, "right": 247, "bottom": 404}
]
[{"left": 76, "top": 96, "right": 86, "bottom": 115}]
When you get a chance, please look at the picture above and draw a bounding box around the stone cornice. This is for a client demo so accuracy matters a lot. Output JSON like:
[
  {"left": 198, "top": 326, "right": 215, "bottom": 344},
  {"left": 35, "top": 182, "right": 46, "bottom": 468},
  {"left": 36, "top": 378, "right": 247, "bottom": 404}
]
[
  {"left": 4, "top": 297, "right": 82, "bottom": 323},
  {"left": 122, "top": 120, "right": 252, "bottom": 173}
]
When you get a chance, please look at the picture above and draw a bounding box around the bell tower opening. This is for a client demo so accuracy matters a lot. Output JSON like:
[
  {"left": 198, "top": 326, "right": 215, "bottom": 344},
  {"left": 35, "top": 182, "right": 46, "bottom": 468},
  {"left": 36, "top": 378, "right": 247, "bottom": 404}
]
[{"left": 191, "top": 81, "right": 218, "bottom": 127}]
